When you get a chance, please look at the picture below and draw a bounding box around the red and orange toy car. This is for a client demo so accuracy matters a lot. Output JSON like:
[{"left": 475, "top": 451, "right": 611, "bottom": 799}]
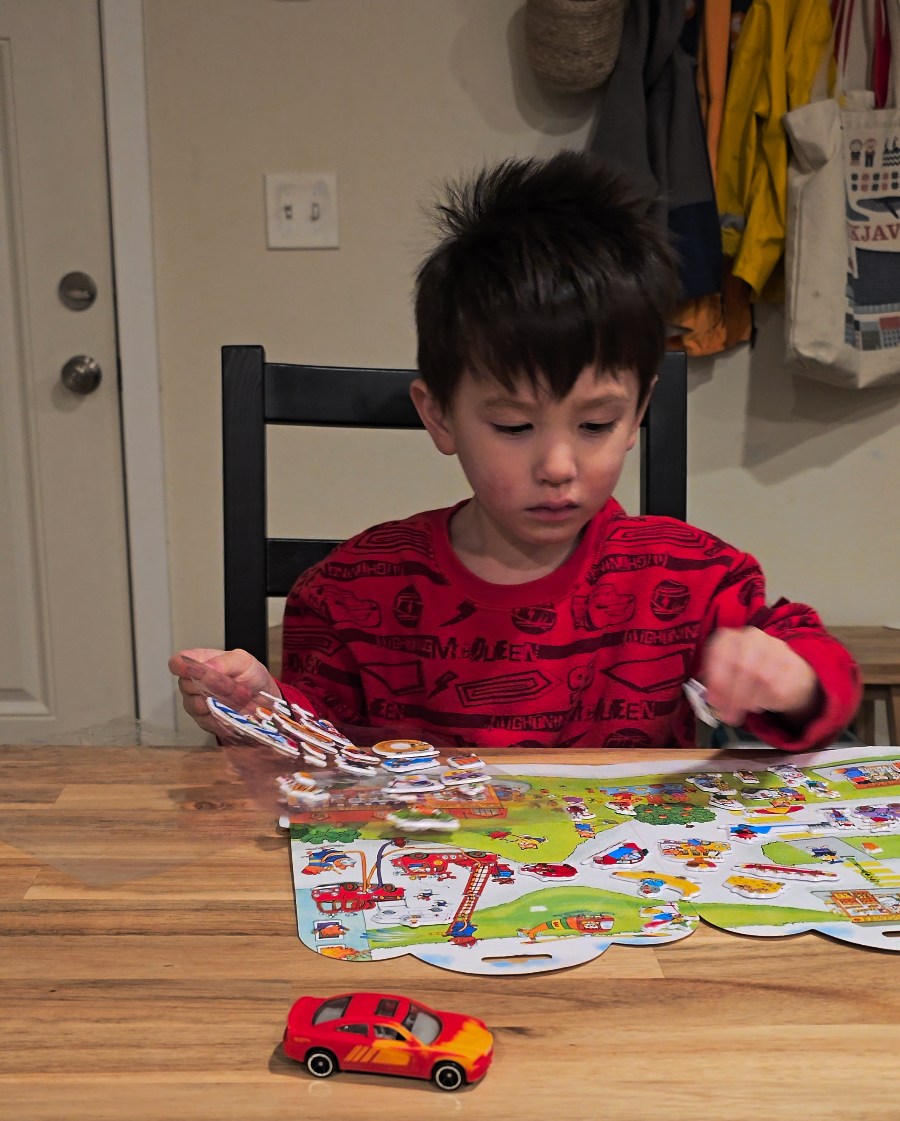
[{"left": 282, "top": 991, "right": 493, "bottom": 1091}]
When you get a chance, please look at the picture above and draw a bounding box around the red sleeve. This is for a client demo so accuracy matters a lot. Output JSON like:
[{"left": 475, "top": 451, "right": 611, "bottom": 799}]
[
  {"left": 705, "top": 553, "right": 862, "bottom": 751},
  {"left": 273, "top": 567, "right": 367, "bottom": 726}
]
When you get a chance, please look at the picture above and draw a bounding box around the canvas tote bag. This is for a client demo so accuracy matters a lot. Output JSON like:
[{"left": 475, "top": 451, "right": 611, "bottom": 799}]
[{"left": 784, "top": 0, "right": 900, "bottom": 388}]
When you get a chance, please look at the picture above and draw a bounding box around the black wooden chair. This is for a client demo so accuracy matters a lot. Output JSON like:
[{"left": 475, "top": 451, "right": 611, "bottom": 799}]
[{"left": 222, "top": 344, "right": 688, "bottom": 668}]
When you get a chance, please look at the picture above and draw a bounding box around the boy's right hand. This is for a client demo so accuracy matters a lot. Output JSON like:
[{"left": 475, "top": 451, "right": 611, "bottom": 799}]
[{"left": 168, "top": 648, "right": 281, "bottom": 735}]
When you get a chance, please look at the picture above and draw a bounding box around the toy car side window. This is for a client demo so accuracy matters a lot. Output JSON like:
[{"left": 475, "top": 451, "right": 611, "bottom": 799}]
[
  {"left": 336, "top": 1023, "right": 369, "bottom": 1036},
  {"left": 312, "top": 996, "right": 351, "bottom": 1025},
  {"left": 373, "top": 1025, "right": 405, "bottom": 1041},
  {"left": 375, "top": 998, "right": 400, "bottom": 1017}
]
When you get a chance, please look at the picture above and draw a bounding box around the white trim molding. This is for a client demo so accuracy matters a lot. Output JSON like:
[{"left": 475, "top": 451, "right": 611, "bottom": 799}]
[{"left": 100, "top": 0, "right": 176, "bottom": 730}]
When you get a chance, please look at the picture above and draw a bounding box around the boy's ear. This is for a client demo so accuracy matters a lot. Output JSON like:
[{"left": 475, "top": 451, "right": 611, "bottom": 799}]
[{"left": 410, "top": 378, "right": 457, "bottom": 456}]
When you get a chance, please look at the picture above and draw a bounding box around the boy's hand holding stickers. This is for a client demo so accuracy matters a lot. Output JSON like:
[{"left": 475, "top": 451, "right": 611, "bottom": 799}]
[
  {"left": 686, "top": 627, "right": 820, "bottom": 731},
  {"left": 700, "top": 625, "right": 821, "bottom": 729},
  {"left": 168, "top": 648, "right": 281, "bottom": 737}
]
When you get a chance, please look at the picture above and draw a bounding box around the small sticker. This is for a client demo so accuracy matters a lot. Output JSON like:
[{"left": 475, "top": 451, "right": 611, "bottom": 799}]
[
  {"left": 724, "top": 875, "right": 786, "bottom": 899},
  {"left": 683, "top": 677, "right": 720, "bottom": 727}
]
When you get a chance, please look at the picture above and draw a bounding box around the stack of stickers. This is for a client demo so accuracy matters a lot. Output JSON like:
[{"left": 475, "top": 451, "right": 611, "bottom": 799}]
[
  {"left": 205, "top": 696, "right": 487, "bottom": 833},
  {"left": 205, "top": 694, "right": 355, "bottom": 756}
]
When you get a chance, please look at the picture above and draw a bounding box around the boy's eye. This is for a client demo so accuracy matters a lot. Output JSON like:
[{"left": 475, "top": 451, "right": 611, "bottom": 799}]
[
  {"left": 492, "top": 423, "right": 532, "bottom": 435},
  {"left": 582, "top": 421, "right": 617, "bottom": 434}
]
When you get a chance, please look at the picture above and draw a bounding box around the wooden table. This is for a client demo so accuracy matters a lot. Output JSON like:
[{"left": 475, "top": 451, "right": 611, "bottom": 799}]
[
  {"left": 2, "top": 744, "right": 899, "bottom": 1121},
  {"left": 830, "top": 626, "right": 900, "bottom": 743}
]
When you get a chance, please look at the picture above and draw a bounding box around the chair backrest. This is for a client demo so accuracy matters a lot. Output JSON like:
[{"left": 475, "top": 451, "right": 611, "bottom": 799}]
[{"left": 222, "top": 344, "right": 687, "bottom": 666}]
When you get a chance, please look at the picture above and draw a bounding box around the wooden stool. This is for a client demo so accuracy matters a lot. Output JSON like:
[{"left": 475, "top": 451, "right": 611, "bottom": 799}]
[{"left": 829, "top": 626, "right": 900, "bottom": 745}]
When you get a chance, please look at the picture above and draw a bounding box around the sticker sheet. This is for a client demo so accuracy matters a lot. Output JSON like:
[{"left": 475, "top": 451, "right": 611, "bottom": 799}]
[{"left": 287, "top": 747, "right": 900, "bottom": 974}]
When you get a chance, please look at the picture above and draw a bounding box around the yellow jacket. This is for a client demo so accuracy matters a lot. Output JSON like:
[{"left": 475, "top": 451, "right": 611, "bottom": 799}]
[{"left": 716, "top": 0, "right": 832, "bottom": 298}]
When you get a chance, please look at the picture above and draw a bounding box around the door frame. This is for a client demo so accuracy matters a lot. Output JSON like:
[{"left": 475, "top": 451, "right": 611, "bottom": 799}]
[{"left": 101, "top": 0, "right": 175, "bottom": 730}]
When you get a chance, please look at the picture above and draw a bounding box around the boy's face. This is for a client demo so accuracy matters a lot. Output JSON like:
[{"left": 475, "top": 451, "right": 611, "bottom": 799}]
[{"left": 412, "top": 364, "right": 649, "bottom": 573}]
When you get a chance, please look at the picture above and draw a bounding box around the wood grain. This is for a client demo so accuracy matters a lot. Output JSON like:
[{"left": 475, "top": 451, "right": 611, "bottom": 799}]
[
  {"left": 829, "top": 626, "right": 900, "bottom": 683},
  {"left": 1, "top": 744, "right": 898, "bottom": 1121}
]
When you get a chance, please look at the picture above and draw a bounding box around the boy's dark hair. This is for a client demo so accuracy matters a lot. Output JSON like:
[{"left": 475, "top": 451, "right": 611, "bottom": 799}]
[{"left": 415, "top": 150, "right": 679, "bottom": 410}]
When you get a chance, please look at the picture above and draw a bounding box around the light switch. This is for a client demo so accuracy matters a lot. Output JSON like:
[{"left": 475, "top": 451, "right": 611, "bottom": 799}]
[{"left": 265, "top": 172, "right": 339, "bottom": 249}]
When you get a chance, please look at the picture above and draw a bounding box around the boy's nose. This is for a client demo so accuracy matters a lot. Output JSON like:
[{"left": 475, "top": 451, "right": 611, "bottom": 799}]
[{"left": 535, "top": 440, "right": 576, "bottom": 485}]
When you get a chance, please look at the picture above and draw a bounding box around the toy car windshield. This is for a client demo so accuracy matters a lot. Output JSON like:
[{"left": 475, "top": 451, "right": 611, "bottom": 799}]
[{"left": 402, "top": 1003, "right": 441, "bottom": 1045}]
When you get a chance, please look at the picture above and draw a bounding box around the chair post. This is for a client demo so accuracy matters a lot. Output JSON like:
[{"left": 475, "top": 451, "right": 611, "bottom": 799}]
[
  {"left": 222, "top": 345, "right": 270, "bottom": 665},
  {"left": 642, "top": 351, "right": 687, "bottom": 520}
]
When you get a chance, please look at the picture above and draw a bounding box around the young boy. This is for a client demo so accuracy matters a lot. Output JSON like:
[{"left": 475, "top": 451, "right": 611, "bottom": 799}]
[{"left": 171, "top": 151, "right": 860, "bottom": 751}]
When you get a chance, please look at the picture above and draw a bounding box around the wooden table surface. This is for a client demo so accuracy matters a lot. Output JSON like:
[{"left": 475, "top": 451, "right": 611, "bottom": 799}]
[{"left": 2, "top": 743, "right": 899, "bottom": 1121}]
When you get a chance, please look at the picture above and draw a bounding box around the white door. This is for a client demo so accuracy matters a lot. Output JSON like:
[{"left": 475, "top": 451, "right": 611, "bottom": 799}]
[{"left": 0, "top": 0, "right": 135, "bottom": 741}]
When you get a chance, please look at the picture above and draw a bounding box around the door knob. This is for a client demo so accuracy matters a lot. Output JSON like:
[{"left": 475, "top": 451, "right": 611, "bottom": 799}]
[{"left": 61, "top": 355, "right": 102, "bottom": 395}]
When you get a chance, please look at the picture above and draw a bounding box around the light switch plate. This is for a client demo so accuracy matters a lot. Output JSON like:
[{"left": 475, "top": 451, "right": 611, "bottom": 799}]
[{"left": 265, "top": 172, "right": 339, "bottom": 249}]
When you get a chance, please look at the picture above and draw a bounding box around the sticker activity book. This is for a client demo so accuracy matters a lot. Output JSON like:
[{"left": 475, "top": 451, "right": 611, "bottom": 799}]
[
  {"left": 203, "top": 693, "right": 900, "bottom": 975},
  {"left": 285, "top": 747, "right": 900, "bottom": 974}
]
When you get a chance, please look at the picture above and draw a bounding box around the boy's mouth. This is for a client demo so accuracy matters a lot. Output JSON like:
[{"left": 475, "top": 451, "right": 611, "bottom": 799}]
[{"left": 527, "top": 501, "right": 579, "bottom": 520}]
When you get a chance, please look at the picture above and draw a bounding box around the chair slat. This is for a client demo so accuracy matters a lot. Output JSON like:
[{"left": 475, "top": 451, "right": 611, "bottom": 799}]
[
  {"left": 267, "top": 538, "right": 339, "bottom": 597},
  {"left": 264, "top": 364, "right": 421, "bottom": 427}
]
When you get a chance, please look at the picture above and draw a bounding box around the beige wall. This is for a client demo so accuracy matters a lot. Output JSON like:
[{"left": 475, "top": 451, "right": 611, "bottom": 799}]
[{"left": 143, "top": 0, "right": 900, "bottom": 732}]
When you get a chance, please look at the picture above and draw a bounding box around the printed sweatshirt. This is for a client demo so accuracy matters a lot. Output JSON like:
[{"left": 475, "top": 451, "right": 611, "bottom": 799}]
[{"left": 278, "top": 498, "right": 860, "bottom": 751}]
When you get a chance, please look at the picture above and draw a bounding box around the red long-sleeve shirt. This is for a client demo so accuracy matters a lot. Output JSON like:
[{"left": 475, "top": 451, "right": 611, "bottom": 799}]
[{"left": 278, "top": 498, "right": 860, "bottom": 751}]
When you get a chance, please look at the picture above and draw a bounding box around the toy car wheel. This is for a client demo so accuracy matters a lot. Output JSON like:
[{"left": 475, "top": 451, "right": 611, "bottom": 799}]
[
  {"left": 305, "top": 1048, "right": 338, "bottom": 1079},
  {"left": 432, "top": 1061, "right": 466, "bottom": 1091}
]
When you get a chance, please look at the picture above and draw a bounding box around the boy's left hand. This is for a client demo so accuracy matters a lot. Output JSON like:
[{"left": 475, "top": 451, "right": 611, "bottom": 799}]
[{"left": 700, "top": 627, "right": 820, "bottom": 728}]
